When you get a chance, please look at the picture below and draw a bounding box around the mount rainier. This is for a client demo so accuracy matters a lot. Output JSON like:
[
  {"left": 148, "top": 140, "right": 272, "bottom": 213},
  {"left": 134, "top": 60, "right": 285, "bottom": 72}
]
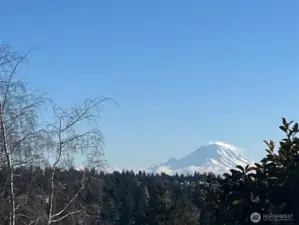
[{"left": 149, "top": 142, "right": 251, "bottom": 175}]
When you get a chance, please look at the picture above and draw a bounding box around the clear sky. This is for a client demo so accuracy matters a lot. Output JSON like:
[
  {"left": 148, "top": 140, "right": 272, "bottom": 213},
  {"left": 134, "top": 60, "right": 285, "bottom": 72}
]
[{"left": 1, "top": 1, "right": 299, "bottom": 169}]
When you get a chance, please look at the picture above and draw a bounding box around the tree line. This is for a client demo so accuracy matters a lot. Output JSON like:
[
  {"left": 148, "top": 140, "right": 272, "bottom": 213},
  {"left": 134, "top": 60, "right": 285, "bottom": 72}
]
[
  {"left": 0, "top": 166, "right": 218, "bottom": 225},
  {"left": 1, "top": 44, "right": 299, "bottom": 224}
]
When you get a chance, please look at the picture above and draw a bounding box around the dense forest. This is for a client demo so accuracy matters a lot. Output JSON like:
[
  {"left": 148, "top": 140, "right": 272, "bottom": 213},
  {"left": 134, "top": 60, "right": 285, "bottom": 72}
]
[
  {"left": 1, "top": 119, "right": 299, "bottom": 225},
  {"left": 0, "top": 166, "right": 218, "bottom": 225},
  {"left": 1, "top": 45, "right": 299, "bottom": 225}
]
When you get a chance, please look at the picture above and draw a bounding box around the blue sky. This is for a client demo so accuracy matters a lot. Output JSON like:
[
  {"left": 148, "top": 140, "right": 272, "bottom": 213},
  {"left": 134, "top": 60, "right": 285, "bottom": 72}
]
[{"left": 1, "top": 1, "right": 299, "bottom": 168}]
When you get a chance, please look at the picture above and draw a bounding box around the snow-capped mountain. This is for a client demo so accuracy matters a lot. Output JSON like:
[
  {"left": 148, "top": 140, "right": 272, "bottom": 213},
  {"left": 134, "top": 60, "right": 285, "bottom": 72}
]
[{"left": 149, "top": 141, "right": 251, "bottom": 175}]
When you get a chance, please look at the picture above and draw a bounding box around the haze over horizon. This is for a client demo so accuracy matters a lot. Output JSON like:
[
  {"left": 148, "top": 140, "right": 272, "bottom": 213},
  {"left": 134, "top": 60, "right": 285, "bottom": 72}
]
[{"left": 1, "top": 1, "right": 299, "bottom": 169}]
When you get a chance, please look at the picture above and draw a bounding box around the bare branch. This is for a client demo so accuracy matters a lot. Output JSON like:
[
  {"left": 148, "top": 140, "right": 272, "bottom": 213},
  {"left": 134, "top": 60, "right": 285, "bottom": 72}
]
[
  {"left": 28, "top": 217, "right": 39, "bottom": 225},
  {"left": 0, "top": 44, "right": 49, "bottom": 225},
  {"left": 45, "top": 97, "right": 113, "bottom": 224},
  {"left": 0, "top": 44, "right": 115, "bottom": 225},
  {"left": 51, "top": 173, "right": 86, "bottom": 219},
  {"left": 50, "top": 210, "right": 81, "bottom": 223},
  {"left": 2, "top": 48, "right": 31, "bottom": 109}
]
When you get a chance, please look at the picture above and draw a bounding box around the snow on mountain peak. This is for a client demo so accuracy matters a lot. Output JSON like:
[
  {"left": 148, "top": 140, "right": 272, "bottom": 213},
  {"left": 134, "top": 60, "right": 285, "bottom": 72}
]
[
  {"left": 208, "top": 141, "right": 244, "bottom": 153},
  {"left": 150, "top": 141, "right": 251, "bottom": 176}
]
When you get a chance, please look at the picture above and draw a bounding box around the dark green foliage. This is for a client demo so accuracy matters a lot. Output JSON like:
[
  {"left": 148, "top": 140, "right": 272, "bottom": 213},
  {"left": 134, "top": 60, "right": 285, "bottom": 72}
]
[{"left": 205, "top": 118, "right": 299, "bottom": 225}]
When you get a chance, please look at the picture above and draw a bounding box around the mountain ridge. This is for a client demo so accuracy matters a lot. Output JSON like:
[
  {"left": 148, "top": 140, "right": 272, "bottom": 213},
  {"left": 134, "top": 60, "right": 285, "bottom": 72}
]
[
  {"left": 86, "top": 141, "right": 253, "bottom": 176},
  {"left": 149, "top": 141, "right": 251, "bottom": 175}
]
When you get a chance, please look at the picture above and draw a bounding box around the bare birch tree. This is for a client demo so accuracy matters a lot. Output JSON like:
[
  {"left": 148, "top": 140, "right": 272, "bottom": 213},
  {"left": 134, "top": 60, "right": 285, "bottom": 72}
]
[
  {"left": 0, "top": 44, "right": 48, "bottom": 225},
  {"left": 45, "top": 97, "right": 112, "bottom": 224},
  {"left": 0, "top": 44, "right": 114, "bottom": 225}
]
